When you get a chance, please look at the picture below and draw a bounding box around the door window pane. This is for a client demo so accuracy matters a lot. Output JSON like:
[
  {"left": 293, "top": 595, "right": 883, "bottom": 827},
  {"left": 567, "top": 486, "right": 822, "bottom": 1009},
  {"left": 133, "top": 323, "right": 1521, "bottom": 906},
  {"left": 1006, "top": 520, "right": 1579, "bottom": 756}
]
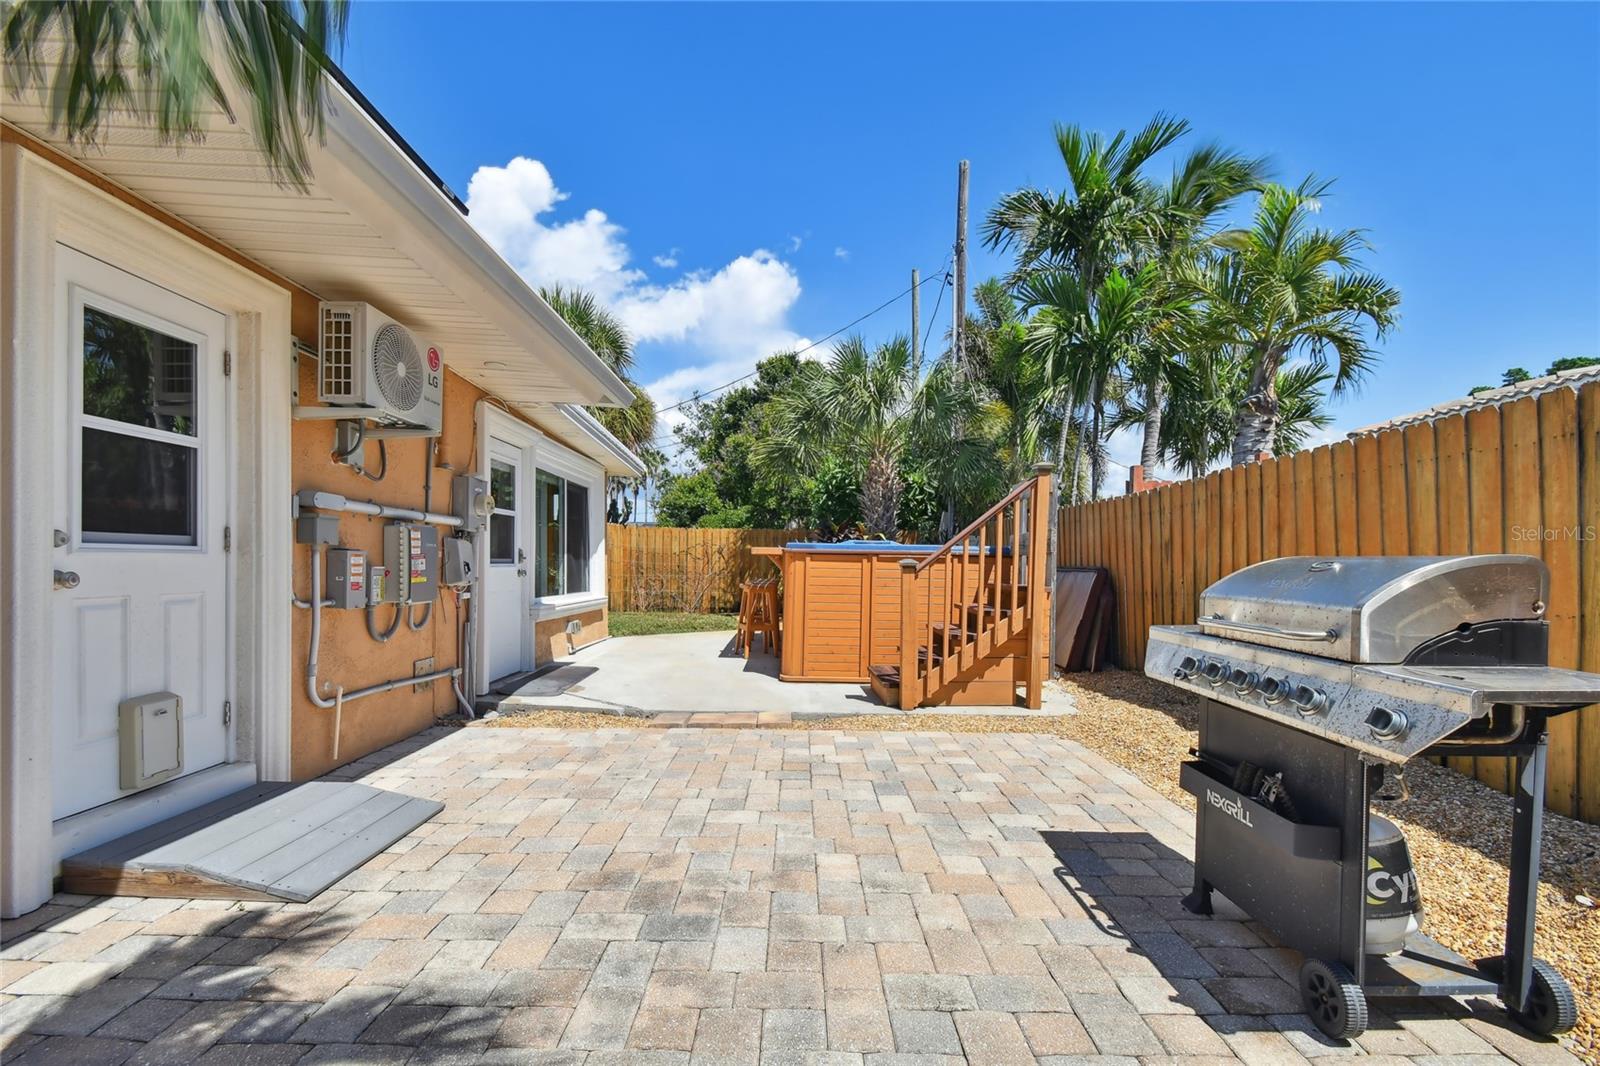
[
  {"left": 536, "top": 471, "right": 564, "bottom": 597},
  {"left": 490, "top": 459, "right": 516, "bottom": 511},
  {"left": 82, "top": 306, "right": 197, "bottom": 435},
  {"left": 489, "top": 459, "right": 517, "bottom": 564},
  {"left": 82, "top": 427, "right": 196, "bottom": 542},
  {"left": 489, "top": 514, "right": 515, "bottom": 564},
  {"left": 565, "top": 484, "right": 589, "bottom": 594}
]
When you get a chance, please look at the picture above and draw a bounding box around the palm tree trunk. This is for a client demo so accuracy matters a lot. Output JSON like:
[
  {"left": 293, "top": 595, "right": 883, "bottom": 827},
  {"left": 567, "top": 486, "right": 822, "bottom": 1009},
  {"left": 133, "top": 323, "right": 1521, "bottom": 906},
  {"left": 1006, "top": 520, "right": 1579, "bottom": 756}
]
[
  {"left": 1140, "top": 377, "right": 1164, "bottom": 469},
  {"left": 860, "top": 451, "right": 901, "bottom": 538},
  {"left": 1230, "top": 347, "right": 1282, "bottom": 466},
  {"left": 1088, "top": 384, "right": 1106, "bottom": 498}
]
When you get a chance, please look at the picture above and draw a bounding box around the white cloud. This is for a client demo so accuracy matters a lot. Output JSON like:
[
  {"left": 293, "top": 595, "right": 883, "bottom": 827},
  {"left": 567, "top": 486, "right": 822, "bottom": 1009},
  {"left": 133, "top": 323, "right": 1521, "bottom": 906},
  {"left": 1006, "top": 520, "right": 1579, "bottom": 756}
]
[
  {"left": 466, "top": 156, "right": 812, "bottom": 423},
  {"left": 788, "top": 235, "right": 803, "bottom": 252},
  {"left": 834, "top": 246, "right": 850, "bottom": 260}
]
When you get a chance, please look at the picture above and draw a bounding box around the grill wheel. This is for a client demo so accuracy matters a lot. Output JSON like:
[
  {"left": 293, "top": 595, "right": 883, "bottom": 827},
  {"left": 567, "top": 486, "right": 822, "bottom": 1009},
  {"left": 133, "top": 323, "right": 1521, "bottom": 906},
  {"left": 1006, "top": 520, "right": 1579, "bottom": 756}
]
[
  {"left": 1299, "top": 958, "right": 1368, "bottom": 1040},
  {"left": 1478, "top": 955, "right": 1579, "bottom": 1035}
]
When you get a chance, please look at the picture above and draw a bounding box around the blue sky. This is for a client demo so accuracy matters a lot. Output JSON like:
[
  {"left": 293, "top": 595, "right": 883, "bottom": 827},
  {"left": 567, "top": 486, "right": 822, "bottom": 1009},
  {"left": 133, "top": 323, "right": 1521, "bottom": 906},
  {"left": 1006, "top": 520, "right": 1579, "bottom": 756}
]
[{"left": 341, "top": 2, "right": 1599, "bottom": 475}]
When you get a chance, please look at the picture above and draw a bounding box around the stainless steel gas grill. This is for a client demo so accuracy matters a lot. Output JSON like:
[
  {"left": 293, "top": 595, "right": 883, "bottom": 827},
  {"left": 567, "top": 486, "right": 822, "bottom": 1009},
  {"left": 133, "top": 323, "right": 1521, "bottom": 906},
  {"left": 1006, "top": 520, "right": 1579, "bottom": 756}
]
[{"left": 1145, "top": 555, "right": 1600, "bottom": 1041}]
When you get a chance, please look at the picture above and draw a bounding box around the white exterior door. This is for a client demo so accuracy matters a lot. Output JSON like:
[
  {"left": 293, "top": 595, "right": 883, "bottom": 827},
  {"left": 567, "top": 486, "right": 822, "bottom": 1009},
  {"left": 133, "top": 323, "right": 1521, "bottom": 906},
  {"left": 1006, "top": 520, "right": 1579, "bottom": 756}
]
[
  {"left": 484, "top": 441, "right": 528, "bottom": 683},
  {"left": 50, "top": 248, "right": 231, "bottom": 820}
]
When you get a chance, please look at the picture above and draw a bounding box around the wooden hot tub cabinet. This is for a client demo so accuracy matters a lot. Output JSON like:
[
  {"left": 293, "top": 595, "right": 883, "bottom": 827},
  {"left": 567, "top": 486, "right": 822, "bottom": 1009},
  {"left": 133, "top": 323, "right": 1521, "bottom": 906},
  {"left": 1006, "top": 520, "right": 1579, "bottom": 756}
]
[{"left": 778, "top": 541, "right": 939, "bottom": 683}]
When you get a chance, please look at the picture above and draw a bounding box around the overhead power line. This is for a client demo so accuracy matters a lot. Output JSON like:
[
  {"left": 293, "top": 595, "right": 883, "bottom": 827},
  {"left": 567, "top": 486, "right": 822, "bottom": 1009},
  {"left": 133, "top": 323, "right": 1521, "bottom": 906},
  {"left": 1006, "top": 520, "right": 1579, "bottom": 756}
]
[{"left": 641, "top": 263, "right": 950, "bottom": 447}]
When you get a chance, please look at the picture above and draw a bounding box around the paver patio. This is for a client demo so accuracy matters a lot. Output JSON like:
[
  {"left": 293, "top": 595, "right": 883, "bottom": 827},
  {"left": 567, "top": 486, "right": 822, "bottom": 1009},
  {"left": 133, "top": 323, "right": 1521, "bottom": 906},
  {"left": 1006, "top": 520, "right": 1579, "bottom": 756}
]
[{"left": 0, "top": 725, "right": 1577, "bottom": 1065}]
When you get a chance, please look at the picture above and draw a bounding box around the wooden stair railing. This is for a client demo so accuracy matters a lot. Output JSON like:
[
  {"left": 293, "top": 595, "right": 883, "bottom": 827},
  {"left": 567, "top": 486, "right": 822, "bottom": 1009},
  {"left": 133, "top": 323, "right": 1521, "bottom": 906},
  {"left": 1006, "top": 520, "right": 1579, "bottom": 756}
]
[{"left": 891, "top": 463, "right": 1053, "bottom": 710}]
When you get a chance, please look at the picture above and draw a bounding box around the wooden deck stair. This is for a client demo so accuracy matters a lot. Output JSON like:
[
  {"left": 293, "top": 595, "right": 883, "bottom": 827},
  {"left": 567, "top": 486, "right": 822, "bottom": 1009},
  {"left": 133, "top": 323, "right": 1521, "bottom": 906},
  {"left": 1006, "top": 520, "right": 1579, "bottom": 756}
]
[{"left": 868, "top": 466, "right": 1053, "bottom": 710}]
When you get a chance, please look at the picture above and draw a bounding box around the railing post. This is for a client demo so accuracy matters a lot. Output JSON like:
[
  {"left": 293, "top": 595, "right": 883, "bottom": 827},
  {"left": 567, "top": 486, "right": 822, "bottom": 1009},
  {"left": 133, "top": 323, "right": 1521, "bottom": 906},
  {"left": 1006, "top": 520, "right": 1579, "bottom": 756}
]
[
  {"left": 1026, "top": 464, "right": 1054, "bottom": 709},
  {"left": 898, "top": 559, "right": 920, "bottom": 710}
]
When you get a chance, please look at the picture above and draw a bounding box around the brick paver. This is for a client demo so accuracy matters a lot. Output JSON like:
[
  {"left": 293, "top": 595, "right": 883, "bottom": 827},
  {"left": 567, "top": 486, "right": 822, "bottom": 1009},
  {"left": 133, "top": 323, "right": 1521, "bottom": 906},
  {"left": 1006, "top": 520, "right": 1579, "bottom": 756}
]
[{"left": 0, "top": 725, "right": 1581, "bottom": 1064}]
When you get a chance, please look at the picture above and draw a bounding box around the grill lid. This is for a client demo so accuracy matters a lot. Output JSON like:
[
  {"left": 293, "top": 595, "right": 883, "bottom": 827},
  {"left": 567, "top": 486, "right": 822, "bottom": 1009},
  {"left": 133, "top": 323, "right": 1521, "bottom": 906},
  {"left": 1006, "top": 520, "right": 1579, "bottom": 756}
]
[{"left": 1197, "top": 555, "right": 1549, "bottom": 663}]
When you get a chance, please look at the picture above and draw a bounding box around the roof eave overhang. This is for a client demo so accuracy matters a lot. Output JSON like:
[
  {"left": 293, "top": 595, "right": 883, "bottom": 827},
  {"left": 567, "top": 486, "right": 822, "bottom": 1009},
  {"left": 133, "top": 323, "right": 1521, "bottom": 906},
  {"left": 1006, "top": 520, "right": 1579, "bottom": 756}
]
[{"left": 312, "top": 84, "right": 634, "bottom": 408}]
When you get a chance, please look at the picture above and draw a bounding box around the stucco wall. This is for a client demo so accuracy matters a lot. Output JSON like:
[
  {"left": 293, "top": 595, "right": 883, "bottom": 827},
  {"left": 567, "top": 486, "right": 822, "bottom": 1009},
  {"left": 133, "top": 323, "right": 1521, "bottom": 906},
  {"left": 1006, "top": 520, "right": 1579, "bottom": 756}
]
[{"left": 289, "top": 356, "right": 485, "bottom": 779}]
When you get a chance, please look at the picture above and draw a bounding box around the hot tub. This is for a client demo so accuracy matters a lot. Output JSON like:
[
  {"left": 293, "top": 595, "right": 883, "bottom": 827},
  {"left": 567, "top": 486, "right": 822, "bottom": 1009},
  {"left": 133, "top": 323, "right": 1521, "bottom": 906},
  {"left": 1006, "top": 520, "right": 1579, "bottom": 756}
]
[{"left": 776, "top": 540, "right": 943, "bottom": 683}]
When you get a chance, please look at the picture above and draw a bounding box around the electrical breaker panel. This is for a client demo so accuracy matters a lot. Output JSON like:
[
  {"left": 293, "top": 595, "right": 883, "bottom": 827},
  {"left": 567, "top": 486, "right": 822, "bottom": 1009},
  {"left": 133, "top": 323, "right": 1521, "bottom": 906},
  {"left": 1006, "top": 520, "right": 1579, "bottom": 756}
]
[
  {"left": 325, "top": 548, "right": 368, "bottom": 609},
  {"left": 369, "top": 565, "right": 401, "bottom": 605},
  {"left": 383, "top": 522, "right": 439, "bottom": 604}
]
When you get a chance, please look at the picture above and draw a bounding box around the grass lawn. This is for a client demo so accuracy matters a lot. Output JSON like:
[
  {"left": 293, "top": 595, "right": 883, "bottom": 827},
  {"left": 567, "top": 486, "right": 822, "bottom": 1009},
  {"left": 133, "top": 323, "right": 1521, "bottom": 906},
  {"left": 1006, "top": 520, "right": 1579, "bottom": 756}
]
[{"left": 609, "top": 611, "right": 739, "bottom": 637}]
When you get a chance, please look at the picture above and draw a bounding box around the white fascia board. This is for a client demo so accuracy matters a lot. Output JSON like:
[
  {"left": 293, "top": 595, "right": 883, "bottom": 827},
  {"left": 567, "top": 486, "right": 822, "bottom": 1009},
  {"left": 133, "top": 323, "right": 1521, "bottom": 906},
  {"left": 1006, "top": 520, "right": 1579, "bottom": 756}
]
[
  {"left": 552, "top": 404, "right": 648, "bottom": 477},
  {"left": 311, "top": 82, "right": 635, "bottom": 408}
]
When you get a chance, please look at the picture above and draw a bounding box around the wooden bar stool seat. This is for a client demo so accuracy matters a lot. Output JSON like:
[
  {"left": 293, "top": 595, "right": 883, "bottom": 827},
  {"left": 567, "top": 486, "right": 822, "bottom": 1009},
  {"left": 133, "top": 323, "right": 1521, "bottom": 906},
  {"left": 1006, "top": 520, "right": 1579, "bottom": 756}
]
[{"left": 738, "top": 576, "right": 779, "bottom": 657}]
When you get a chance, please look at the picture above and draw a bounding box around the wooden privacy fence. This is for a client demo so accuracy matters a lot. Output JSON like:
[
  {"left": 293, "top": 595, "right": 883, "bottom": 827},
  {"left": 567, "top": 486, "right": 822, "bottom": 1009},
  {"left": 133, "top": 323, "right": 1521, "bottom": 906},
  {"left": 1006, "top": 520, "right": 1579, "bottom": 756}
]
[
  {"left": 606, "top": 526, "right": 800, "bottom": 613},
  {"left": 1058, "top": 378, "right": 1600, "bottom": 823}
]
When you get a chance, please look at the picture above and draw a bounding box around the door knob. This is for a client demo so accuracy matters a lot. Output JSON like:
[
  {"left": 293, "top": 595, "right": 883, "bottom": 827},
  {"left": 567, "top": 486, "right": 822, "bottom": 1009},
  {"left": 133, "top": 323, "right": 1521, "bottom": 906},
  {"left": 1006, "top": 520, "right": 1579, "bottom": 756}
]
[{"left": 54, "top": 569, "right": 81, "bottom": 590}]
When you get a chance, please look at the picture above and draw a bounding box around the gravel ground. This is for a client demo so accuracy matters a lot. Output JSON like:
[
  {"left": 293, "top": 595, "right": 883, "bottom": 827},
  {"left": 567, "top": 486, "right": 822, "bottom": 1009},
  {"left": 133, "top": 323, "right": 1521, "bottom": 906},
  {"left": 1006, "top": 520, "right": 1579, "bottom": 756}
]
[{"left": 466, "top": 677, "right": 1600, "bottom": 1060}]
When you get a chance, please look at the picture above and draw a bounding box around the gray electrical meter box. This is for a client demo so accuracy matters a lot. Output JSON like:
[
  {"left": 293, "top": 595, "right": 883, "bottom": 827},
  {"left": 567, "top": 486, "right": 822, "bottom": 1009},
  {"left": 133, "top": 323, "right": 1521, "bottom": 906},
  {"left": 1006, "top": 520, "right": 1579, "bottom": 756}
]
[
  {"left": 384, "top": 522, "right": 439, "bottom": 604},
  {"left": 369, "top": 565, "right": 401, "bottom": 605},
  {"left": 452, "top": 474, "right": 491, "bottom": 534},
  {"left": 442, "top": 536, "right": 474, "bottom": 587},
  {"left": 119, "top": 691, "right": 183, "bottom": 790},
  {"left": 325, "top": 548, "right": 368, "bottom": 609}
]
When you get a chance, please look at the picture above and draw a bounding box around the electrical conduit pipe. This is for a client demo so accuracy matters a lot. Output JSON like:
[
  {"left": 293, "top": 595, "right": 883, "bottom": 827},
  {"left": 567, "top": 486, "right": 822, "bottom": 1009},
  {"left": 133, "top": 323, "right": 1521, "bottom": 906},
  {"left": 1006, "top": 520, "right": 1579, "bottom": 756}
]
[{"left": 303, "top": 543, "right": 461, "bottom": 761}]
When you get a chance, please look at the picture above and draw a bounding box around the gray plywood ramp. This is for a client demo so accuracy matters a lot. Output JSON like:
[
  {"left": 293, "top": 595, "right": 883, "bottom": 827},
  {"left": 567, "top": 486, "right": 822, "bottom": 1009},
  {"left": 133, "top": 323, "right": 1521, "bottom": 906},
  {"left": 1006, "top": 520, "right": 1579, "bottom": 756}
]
[{"left": 61, "top": 782, "right": 442, "bottom": 902}]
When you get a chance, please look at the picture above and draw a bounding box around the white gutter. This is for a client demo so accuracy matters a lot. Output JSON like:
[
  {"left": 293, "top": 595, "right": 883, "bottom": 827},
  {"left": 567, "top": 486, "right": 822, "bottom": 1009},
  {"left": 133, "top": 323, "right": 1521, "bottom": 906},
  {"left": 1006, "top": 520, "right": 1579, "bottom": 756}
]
[{"left": 311, "top": 80, "right": 636, "bottom": 408}]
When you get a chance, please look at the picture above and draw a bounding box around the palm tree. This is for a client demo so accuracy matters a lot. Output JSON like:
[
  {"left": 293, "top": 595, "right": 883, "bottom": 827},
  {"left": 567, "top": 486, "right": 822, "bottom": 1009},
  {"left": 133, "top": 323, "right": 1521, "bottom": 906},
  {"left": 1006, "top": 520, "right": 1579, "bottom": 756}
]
[
  {"left": 984, "top": 115, "right": 1267, "bottom": 494},
  {"left": 536, "top": 284, "right": 659, "bottom": 523},
  {"left": 4, "top": 1, "right": 350, "bottom": 188},
  {"left": 754, "top": 336, "right": 922, "bottom": 538},
  {"left": 1017, "top": 263, "right": 1186, "bottom": 498},
  {"left": 1115, "top": 353, "right": 1334, "bottom": 476},
  {"left": 539, "top": 285, "right": 633, "bottom": 376},
  {"left": 1199, "top": 180, "right": 1400, "bottom": 465}
]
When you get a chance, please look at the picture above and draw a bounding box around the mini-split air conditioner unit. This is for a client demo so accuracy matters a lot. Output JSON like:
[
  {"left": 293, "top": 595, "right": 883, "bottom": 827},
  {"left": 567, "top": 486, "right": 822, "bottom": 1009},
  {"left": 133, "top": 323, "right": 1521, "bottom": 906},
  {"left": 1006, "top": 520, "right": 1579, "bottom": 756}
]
[{"left": 317, "top": 301, "right": 443, "bottom": 433}]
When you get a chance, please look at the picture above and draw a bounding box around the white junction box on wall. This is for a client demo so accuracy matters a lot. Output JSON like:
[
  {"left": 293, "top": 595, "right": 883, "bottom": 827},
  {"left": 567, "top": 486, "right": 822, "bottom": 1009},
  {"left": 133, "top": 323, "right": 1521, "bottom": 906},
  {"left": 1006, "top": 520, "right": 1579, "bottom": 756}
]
[{"left": 118, "top": 692, "right": 184, "bottom": 791}]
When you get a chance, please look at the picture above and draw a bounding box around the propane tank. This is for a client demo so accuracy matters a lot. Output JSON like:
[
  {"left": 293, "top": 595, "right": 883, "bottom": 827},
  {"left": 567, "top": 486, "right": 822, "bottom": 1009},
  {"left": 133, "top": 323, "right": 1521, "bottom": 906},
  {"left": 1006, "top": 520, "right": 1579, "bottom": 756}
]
[{"left": 1365, "top": 814, "right": 1422, "bottom": 954}]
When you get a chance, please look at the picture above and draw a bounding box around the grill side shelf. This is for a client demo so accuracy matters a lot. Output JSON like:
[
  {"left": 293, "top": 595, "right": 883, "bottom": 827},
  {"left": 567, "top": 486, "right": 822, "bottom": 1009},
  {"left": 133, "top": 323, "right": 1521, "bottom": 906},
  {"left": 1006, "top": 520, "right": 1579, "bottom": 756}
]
[{"left": 1179, "top": 761, "right": 1341, "bottom": 860}]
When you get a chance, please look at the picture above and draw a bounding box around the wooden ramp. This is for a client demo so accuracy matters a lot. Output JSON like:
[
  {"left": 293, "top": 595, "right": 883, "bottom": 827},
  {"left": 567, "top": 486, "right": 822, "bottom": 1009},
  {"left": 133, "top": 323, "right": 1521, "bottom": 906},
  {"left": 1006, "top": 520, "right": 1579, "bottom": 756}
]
[{"left": 61, "top": 782, "right": 443, "bottom": 903}]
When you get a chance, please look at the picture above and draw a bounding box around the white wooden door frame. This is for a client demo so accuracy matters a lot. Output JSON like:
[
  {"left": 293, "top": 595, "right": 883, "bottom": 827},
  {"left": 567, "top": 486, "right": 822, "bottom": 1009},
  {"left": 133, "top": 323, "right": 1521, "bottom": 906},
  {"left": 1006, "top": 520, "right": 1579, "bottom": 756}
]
[
  {"left": 1, "top": 146, "right": 294, "bottom": 918},
  {"left": 475, "top": 402, "right": 543, "bottom": 693}
]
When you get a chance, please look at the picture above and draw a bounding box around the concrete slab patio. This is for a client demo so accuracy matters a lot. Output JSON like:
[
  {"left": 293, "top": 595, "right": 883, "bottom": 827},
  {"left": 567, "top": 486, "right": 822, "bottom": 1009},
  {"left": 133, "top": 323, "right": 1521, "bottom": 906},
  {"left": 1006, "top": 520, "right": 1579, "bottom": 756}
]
[
  {"left": 496, "top": 631, "right": 1075, "bottom": 718},
  {"left": 0, "top": 724, "right": 1576, "bottom": 1065}
]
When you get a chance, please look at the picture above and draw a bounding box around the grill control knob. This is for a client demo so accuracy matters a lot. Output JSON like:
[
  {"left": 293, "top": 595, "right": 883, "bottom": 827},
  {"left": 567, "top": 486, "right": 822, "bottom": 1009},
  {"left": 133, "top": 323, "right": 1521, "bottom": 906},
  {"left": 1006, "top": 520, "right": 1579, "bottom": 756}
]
[
  {"left": 1235, "top": 671, "right": 1261, "bottom": 695},
  {"left": 1175, "top": 655, "right": 1199, "bottom": 680},
  {"left": 1289, "top": 684, "right": 1329, "bottom": 716},
  {"left": 1258, "top": 677, "right": 1290, "bottom": 704},
  {"left": 1201, "top": 660, "right": 1227, "bottom": 684},
  {"left": 1366, "top": 706, "right": 1410, "bottom": 741},
  {"left": 1228, "top": 667, "right": 1250, "bottom": 689}
]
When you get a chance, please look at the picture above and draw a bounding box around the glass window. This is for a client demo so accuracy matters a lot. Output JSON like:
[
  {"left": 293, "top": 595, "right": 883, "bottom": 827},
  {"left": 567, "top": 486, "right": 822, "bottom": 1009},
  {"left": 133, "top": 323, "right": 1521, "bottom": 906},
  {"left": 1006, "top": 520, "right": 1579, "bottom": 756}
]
[
  {"left": 536, "top": 471, "right": 564, "bottom": 597},
  {"left": 565, "top": 484, "right": 589, "bottom": 594},
  {"left": 535, "top": 470, "right": 592, "bottom": 597},
  {"left": 82, "top": 306, "right": 197, "bottom": 435},
  {"left": 489, "top": 459, "right": 517, "bottom": 565},
  {"left": 82, "top": 427, "right": 196, "bottom": 542}
]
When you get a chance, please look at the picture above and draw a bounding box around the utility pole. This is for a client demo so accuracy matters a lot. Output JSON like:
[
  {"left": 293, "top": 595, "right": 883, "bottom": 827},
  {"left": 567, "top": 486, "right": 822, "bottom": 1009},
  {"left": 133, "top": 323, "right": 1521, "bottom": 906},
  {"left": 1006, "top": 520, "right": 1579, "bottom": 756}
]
[
  {"left": 910, "top": 268, "right": 921, "bottom": 378},
  {"left": 942, "top": 160, "right": 970, "bottom": 540},
  {"left": 953, "top": 160, "right": 968, "bottom": 369}
]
